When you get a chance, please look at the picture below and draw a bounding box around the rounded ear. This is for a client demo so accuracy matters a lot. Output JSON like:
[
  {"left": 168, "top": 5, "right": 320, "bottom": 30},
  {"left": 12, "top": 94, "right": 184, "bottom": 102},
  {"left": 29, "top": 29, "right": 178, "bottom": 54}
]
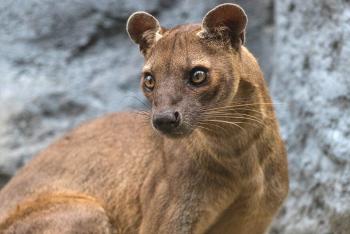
[
  {"left": 201, "top": 3, "right": 248, "bottom": 46},
  {"left": 126, "top": 12, "right": 162, "bottom": 54}
]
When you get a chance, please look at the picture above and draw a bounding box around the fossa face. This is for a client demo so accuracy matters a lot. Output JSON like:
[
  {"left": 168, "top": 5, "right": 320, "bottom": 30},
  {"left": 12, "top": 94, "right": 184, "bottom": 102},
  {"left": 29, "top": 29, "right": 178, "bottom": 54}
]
[{"left": 127, "top": 5, "right": 247, "bottom": 138}]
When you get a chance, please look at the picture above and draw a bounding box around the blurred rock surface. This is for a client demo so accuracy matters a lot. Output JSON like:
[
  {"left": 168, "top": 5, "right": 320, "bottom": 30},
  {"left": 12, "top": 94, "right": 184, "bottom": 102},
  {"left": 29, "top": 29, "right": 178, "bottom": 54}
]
[{"left": 270, "top": 0, "right": 350, "bottom": 233}]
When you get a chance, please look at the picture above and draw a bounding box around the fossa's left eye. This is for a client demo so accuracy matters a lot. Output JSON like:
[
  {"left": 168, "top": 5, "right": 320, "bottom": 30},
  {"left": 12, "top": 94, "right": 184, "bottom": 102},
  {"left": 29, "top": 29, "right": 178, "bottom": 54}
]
[{"left": 189, "top": 68, "right": 208, "bottom": 85}]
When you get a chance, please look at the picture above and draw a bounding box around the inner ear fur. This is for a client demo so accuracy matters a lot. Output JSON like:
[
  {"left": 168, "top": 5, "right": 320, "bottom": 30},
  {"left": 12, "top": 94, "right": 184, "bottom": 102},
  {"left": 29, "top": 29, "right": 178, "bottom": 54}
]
[
  {"left": 126, "top": 12, "right": 161, "bottom": 55},
  {"left": 201, "top": 3, "right": 248, "bottom": 47}
]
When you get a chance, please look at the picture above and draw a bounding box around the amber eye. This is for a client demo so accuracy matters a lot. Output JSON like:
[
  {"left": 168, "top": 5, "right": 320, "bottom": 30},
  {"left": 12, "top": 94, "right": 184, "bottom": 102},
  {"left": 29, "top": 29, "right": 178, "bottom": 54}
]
[
  {"left": 189, "top": 68, "right": 208, "bottom": 86},
  {"left": 144, "top": 74, "right": 155, "bottom": 91}
]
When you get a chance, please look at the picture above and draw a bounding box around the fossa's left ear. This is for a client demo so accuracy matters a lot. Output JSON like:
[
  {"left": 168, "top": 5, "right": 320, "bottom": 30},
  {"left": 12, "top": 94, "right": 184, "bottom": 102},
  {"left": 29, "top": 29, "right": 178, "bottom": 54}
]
[
  {"left": 200, "top": 3, "right": 248, "bottom": 47},
  {"left": 126, "top": 12, "right": 163, "bottom": 55}
]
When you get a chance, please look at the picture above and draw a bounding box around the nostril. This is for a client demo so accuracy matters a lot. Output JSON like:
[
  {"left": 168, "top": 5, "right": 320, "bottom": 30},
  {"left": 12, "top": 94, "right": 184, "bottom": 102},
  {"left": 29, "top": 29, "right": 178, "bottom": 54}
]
[
  {"left": 174, "top": 111, "right": 180, "bottom": 122},
  {"left": 171, "top": 111, "right": 180, "bottom": 127}
]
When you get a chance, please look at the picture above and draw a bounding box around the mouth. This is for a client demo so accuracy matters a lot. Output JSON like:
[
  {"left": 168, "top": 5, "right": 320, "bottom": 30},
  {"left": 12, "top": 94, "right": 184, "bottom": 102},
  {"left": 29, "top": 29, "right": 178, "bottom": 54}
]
[{"left": 152, "top": 123, "right": 193, "bottom": 138}]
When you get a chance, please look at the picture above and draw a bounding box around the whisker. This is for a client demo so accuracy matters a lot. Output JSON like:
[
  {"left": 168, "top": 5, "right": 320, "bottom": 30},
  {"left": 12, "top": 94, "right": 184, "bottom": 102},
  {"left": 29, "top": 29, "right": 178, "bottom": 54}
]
[
  {"left": 206, "top": 112, "right": 261, "bottom": 119},
  {"left": 125, "top": 94, "right": 151, "bottom": 109},
  {"left": 196, "top": 124, "right": 214, "bottom": 133},
  {"left": 201, "top": 119, "right": 247, "bottom": 134},
  {"left": 182, "top": 120, "right": 218, "bottom": 136},
  {"left": 134, "top": 111, "right": 151, "bottom": 119},
  {"left": 135, "top": 110, "right": 151, "bottom": 115},
  {"left": 199, "top": 102, "right": 283, "bottom": 112},
  {"left": 198, "top": 121, "right": 229, "bottom": 133},
  {"left": 206, "top": 107, "right": 264, "bottom": 116},
  {"left": 202, "top": 114, "right": 265, "bottom": 126}
]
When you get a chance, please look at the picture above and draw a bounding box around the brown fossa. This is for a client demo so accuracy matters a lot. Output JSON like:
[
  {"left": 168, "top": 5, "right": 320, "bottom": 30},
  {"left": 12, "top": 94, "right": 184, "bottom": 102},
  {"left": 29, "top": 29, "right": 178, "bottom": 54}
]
[{"left": 0, "top": 4, "right": 289, "bottom": 234}]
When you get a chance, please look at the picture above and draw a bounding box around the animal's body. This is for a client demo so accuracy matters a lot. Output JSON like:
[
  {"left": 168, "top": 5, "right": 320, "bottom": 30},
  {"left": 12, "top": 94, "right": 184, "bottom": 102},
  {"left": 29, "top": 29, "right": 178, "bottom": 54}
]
[{"left": 0, "top": 4, "right": 288, "bottom": 234}]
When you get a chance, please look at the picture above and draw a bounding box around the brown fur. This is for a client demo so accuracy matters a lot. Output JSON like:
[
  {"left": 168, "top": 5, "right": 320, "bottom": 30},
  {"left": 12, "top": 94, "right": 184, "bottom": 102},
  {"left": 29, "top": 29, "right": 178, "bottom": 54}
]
[{"left": 0, "top": 4, "right": 288, "bottom": 234}]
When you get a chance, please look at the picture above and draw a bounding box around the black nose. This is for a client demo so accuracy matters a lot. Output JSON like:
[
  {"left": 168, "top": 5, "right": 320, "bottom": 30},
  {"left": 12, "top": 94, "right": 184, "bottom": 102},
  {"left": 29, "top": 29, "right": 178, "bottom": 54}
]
[{"left": 153, "top": 111, "right": 181, "bottom": 133}]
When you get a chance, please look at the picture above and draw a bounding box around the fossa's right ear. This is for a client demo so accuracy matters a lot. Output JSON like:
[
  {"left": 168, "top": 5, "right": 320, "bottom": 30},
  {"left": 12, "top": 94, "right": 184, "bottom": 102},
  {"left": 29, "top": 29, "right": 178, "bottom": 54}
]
[{"left": 127, "top": 12, "right": 162, "bottom": 55}]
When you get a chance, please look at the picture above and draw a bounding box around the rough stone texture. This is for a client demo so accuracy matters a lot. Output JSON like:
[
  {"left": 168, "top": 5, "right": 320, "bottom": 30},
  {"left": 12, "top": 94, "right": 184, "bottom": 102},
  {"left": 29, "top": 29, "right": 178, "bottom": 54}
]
[
  {"left": 270, "top": 0, "right": 350, "bottom": 233},
  {"left": 0, "top": 0, "right": 273, "bottom": 185}
]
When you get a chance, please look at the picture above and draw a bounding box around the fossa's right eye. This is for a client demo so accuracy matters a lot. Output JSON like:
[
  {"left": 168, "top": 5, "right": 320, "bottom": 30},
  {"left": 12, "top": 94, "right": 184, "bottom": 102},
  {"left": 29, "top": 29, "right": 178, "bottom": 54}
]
[{"left": 144, "top": 74, "right": 155, "bottom": 91}]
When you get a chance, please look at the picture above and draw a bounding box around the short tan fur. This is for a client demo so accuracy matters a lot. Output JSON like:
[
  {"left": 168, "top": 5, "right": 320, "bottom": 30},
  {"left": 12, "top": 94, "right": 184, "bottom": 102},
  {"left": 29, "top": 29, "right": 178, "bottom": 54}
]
[{"left": 0, "top": 4, "right": 288, "bottom": 234}]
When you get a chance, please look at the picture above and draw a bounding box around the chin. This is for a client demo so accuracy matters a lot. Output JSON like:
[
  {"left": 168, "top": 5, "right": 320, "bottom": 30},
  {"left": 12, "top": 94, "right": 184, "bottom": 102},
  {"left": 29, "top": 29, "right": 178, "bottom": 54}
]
[{"left": 156, "top": 127, "right": 194, "bottom": 139}]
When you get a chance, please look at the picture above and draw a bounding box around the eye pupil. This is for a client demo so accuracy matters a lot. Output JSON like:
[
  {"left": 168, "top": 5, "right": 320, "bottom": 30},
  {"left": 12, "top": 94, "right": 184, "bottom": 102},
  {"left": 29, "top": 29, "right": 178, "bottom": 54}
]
[
  {"left": 144, "top": 75, "right": 155, "bottom": 90},
  {"left": 190, "top": 69, "right": 207, "bottom": 85},
  {"left": 194, "top": 71, "right": 205, "bottom": 81}
]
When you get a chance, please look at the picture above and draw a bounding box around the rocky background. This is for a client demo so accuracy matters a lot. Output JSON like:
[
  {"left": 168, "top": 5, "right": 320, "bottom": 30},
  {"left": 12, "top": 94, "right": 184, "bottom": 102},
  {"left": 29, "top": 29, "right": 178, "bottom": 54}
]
[
  {"left": 0, "top": 0, "right": 349, "bottom": 233},
  {"left": 270, "top": 0, "right": 350, "bottom": 233}
]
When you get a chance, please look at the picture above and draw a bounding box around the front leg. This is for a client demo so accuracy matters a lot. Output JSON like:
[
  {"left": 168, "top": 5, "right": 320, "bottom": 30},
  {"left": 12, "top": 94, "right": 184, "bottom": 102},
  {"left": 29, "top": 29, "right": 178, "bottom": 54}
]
[{"left": 139, "top": 179, "right": 235, "bottom": 234}]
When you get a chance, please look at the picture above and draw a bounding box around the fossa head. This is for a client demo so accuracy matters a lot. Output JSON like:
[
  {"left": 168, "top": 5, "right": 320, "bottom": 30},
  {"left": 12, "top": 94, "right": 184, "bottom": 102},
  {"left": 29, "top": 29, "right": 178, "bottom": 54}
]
[{"left": 127, "top": 4, "right": 248, "bottom": 138}]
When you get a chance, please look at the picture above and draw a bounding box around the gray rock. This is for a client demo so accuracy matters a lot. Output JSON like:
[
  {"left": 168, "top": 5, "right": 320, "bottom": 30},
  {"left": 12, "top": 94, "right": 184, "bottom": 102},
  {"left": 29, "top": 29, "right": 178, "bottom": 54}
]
[
  {"left": 270, "top": 0, "right": 350, "bottom": 233},
  {"left": 0, "top": 0, "right": 156, "bottom": 178}
]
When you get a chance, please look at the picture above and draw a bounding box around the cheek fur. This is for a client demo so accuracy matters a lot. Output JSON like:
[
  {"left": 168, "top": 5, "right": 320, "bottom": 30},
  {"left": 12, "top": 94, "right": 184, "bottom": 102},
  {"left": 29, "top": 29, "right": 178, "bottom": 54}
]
[
  {"left": 197, "top": 70, "right": 232, "bottom": 104},
  {"left": 198, "top": 83, "right": 221, "bottom": 104}
]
